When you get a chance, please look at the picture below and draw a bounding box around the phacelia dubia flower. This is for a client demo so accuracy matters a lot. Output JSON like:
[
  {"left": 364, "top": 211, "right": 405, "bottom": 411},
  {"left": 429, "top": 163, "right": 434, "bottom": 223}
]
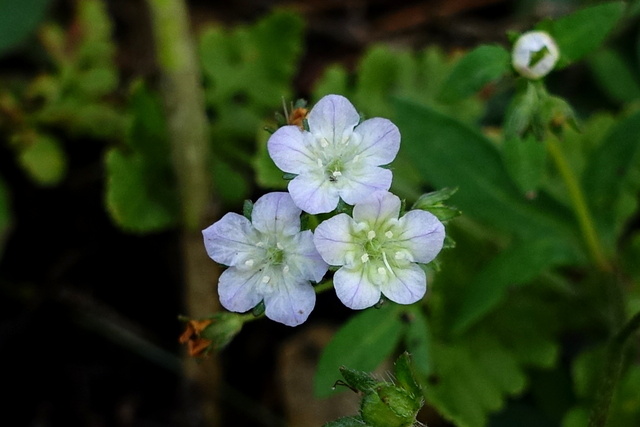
[
  {"left": 313, "top": 191, "right": 445, "bottom": 310},
  {"left": 512, "top": 30, "right": 559, "bottom": 79},
  {"left": 267, "top": 94, "right": 400, "bottom": 214},
  {"left": 202, "top": 192, "right": 328, "bottom": 326}
]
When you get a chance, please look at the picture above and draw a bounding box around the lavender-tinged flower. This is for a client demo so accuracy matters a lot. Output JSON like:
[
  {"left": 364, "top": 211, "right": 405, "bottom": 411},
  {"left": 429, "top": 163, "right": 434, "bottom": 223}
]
[
  {"left": 267, "top": 94, "right": 401, "bottom": 214},
  {"left": 313, "top": 191, "right": 445, "bottom": 310},
  {"left": 203, "top": 192, "right": 328, "bottom": 326}
]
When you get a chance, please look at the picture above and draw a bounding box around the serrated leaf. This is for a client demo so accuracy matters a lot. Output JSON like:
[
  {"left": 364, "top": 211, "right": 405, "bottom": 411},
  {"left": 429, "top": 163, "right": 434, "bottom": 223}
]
[
  {"left": 588, "top": 49, "right": 640, "bottom": 103},
  {"left": 18, "top": 133, "right": 67, "bottom": 185},
  {"left": 451, "top": 238, "right": 573, "bottom": 335},
  {"left": 0, "top": 0, "right": 51, "bottom": 56},
  {"left": 583, "top": 110, "right": 640, "bottom": 250},
  {"left": 315, "top": 305, "right": 405, "bottom": 398},
  {"left": 540, "top": 1, "right": 626, "bottom": 68},
  {"left": 394, "top": 98, "right": 575, "bottom": 240},
  {"left": 437, "top": 45, "right": 510, "bottom": 103}
]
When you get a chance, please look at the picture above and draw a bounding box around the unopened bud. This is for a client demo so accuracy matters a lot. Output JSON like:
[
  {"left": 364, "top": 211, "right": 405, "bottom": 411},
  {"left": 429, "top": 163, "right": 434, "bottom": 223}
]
[{"left": 512, "top": 31, "right": 559, "bottom": 79}]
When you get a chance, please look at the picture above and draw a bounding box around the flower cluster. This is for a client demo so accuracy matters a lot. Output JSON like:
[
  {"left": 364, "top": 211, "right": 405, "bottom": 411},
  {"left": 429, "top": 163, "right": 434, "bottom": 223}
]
[{"left": 203, "top": 94, "right": 446, "bottom": 327}]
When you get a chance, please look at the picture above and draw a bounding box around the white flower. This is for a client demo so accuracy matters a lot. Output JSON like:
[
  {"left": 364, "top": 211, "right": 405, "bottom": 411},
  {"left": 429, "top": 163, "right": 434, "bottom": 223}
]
[
  {"left": 202, "top": 192, "right": 328, "bottom": 326},
  {"left": 267, "top": 94, "right": 401, "bottom": 214},
  {"left": 512, "top": 31, "right": 560, "bottom": 79},
  {"left": 313, "top": 191, "right": 445, "bottom": 310}
]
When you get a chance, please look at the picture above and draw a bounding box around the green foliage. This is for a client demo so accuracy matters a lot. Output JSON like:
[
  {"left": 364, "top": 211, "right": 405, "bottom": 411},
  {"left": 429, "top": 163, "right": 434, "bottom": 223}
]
[
  {"left": 588, "top": 49, "right": 640, "bottom": 103},
  {"left": 199, "top": 10, "right": 304, "bottom": 205},
  {"left": 437, "top": 45, "right": 511, "bottom": 103},
  {"left": 537, "top": 1, "right": 626, "bottom": 68},
  {"left": 0, "top": 0, "right": 51, "bottom": 56},
  {"left": 105, "top": 83, "right": 179, "bottom": 233},
  {"left": 16, "top": 133, "right": 66, "bottom": 186},
  {"left": 314, "top": 304, "right": 405, "bottom": 398}
]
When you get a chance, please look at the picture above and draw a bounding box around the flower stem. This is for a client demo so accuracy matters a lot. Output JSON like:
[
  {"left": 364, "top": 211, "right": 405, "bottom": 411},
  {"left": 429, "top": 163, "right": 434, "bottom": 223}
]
[
  {"left": 588, "top": 310, "right": 640, "bottom": 427},
  {"left": 545, "top": 136, "right": 611, "bottom": 272},
  {"left": 314, "top": 279, "right": 335, "bottom": 294}
]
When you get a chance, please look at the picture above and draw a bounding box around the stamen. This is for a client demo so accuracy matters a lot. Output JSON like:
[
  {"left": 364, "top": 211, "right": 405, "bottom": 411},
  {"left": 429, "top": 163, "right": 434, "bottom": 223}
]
[
  {"left": 377, "top": 267, "right": 386, "bottom": 275},
  {"left": 283, "top": 265, "right": 289, "bottom": 273},
  {"left": 276, "top": 242, "right": 284, "bottom": 250},
  {"left": 245, "top": 259, "right": 255, "bottom": 267},
  {"left": 367, "top": 230, "right": 376, "bottom": 240},
  {"left": 385, "top": 231, "right": 393, "bottom": 238},
  {"left": 332, "top": 170, "right": 342, "bottom": 177},
  {"left": 261, "top": 276, "right": 271, "bottom": 284},
  {"left": 361, "top": 253, "right": 370, "bottom": 263},
  {"left": 256, "top": 241, "right": 265, "bottom": 247},
  {"left": 382, "top": 252, "right": 396, "bottom": 276},
  {"left": 394, "top": 251, "right": 405, "bottom": 260},
  {"left": 320, "top": 138, "right": 329, "bottom": 148}
]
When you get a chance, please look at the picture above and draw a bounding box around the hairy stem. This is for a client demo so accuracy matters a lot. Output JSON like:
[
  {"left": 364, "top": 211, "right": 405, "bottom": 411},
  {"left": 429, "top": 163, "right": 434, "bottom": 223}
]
[
  {"left": 546, "top": 136, "right": 611, "bottom": 272},
  {"left": 146, "top": 0, "right": 221, "bottom": 426},
  {"left": 588, "top": 310, "right": 640, "bottom": 427}
]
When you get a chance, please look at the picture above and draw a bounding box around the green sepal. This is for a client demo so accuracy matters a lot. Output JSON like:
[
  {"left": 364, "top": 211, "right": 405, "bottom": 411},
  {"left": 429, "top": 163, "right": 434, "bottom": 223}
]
[
  {"left": 393, "top": 352, "right": 422, "bottom": 398},
  {"left": 338, "top": 366, "right": 378, "bottom": 393},
  {"left": 242, "top": 199, "right": 254, "bottom": 220},
  {"left": 322, "top": 416, "right": 369, "bottom": 427},
  {"left": 360, "top": 384, "right": 418, "bottom": 427},
  {"left": 251, "top": 301, "right": 265, "bottom": 317},
  {"left": 199, "top": 312, "right": 245, "bottom": 351}
]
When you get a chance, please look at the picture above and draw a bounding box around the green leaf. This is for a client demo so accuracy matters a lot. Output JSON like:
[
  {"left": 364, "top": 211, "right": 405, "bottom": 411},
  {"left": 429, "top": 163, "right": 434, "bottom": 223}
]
[
  {"left": 403, "top": 307, "right": 432, "bottom": 378},
  {"left": 0, "top": 0, "right": 51, "bottom": 56},
  {"left": 502, "top": 134, "right": 547, "bottom": 194},
  {"left": 451, "top": 238, "right": 572, "bottom": 335},
  {"left": 105, "top": 149, "right": 179, "bottom": 233},
  {"left": 394, "top": 98, "right": 575, "bottom": 240},
  {"left": 393, "top": 352, "right": 422, "bottom": 398},
  {"left": 540, "top": 1, "right": 626, "bottom": 68},
  {"left": 211, "top": 156, "right": 250, "bottom": 206},
  {"left": 583, "top": 110, "right": 640, "bottom": 249},
  {"left": 314, "top": 305, "right": 405, "bottom": 398},
  {"left": 588, "top": 48, "right": 640, "bottom": 103},
  {"left": 252, "top": 125, "right": 288, "bottom": 190},
  {"left": 18, "top": 133, "right": 67, "bottom": 186},
  {"left": 437, "top": 45, "right": 510, "bottom": 103}
]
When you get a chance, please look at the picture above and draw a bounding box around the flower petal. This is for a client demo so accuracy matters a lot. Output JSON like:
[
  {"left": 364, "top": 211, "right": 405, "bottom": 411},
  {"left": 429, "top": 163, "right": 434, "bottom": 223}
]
[
  {"left": 351, "top": 190, "right": 400, "bottom": 227},
  {"left": 339, "top": 167, "right": 393, "bottom": 206},
  {"left": 314, "top": 213, "right": 359, "bottom": 266},
  {"left": 396, "top": 210, "right": 445, "bottom": 263},
  {"left": 286, "top": 230, "right": 329, "bottom": 282},
  {"left": 267, "top": 125, "right": 317, "bottom": 174},
  {"left": 218, "top": 267, "right": 264, "bottom": 313},
  {"left": 353, "top": 118, "right": 400, "bottom": 166},
  {"left": 288, "top": 173, "right": 340, "bottom": 214},
  {"left": 202, "top": 213, "right": 259, "bottom": 266},
  {"left": 263, "top": 274, "right": 316, "bottom": 326},
  {"left": 379, "top": 263, "right": 426, "bottom": 305},
  {"left": 333, "top": 266, "right": 382, "bottom": 310},
  {"left": 307, "top": 95, "right": 360, "bottom": 145},
  {"left": 252, "top": 192, "right": 301, "bottom": 237}
]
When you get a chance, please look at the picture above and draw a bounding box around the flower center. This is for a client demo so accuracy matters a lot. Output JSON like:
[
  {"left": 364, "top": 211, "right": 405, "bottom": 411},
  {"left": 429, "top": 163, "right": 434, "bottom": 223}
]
[{"left": 266, "top": 241, "right": 285, "bottom": 265}]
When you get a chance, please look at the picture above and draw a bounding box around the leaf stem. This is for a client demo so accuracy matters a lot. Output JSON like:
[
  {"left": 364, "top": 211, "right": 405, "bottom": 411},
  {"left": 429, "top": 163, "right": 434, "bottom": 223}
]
[
  {"left": 545, "top": 136, "right": 611, "bottom": 271},
  {"left": 314, "top": 279, "right": 335, "bottom": 294},
  {"left": 588, "top": 310, "right": 640, "bottom": 427}
]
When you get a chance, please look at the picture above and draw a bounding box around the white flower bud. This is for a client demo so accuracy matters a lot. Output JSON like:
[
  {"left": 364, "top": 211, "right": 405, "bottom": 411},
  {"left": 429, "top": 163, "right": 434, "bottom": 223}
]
[{"left": 512, "top": 31, "right": 560, "bottom": 79}]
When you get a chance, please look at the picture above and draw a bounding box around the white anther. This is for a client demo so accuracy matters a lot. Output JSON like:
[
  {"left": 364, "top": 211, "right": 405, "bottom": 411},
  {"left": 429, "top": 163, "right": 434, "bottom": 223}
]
[
  {"left": 256, "top": 241, "right": 265, "bottom": 247},
  {"left": 367, "top": 230, "right": 376, "bottom": 240},
  {"left": 361, "top": 253, "right": 370, "bottom": 263},
  {"left": 262, "top": 276, "right": 271, "bottom": 284},
  {"left": 276, "top": 242, "right": 284, "bottom": 250},
  {"left": 245, "top": 259, "right": 255, "bottom": 267},
  {"left": 385, "top": 231, "right": 393, "bottom": 238},
  {"left": 394, "top": 251, "right": 405, "bottom": 260},
  {"left": 377, "top": 267, "right": 387, "bottom": 275},
  {"left": 320, "top": 138, "right": 329, "bottom": 148},
  {"left": 332, "top": 170, "right": 342, "bottom": 177},
  {"left": 283, "top": 265, "right": 290, "bottom": 273}
]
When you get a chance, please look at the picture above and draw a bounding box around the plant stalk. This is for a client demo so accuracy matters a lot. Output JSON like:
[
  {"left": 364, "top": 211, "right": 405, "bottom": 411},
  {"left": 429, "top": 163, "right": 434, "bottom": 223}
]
[
  {"left": 146, "top": 0, "right": 221, "bottom": 426},
  {"left": 546, "top": 136, "right": 611, "bottom": 272}
]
